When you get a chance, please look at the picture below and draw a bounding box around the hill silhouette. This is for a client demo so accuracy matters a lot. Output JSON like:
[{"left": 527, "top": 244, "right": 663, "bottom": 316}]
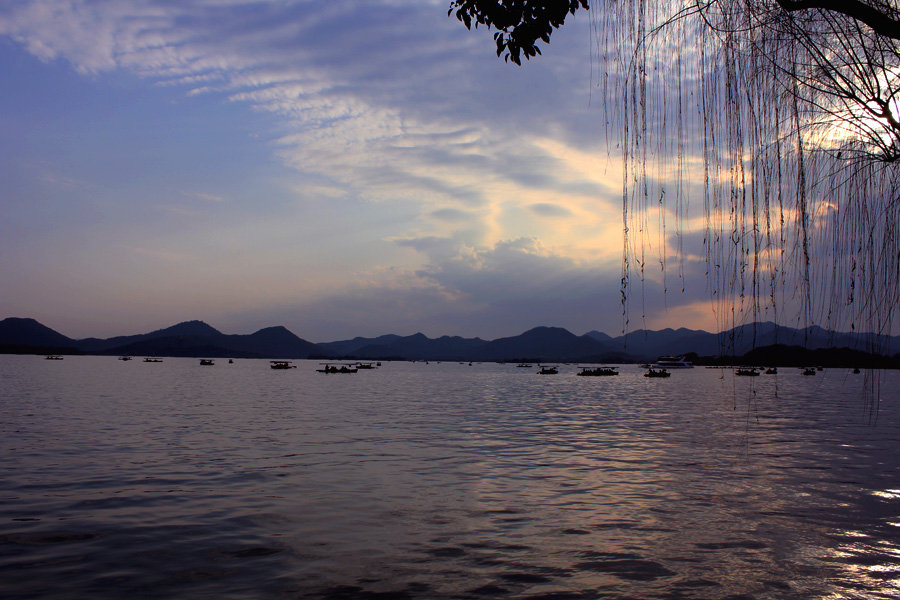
[{"left": 1, "top": 317, "right": 897, "bottom": 364}]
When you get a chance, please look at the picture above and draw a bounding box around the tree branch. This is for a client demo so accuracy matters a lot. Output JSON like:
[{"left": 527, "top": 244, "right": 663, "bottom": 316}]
[{"left": 775, "top": 0, "right": 900, "bottom": 40}]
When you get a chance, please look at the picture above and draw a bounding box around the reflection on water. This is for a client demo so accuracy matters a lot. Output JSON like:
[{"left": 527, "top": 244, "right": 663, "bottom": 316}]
[{"left": 1, "top": 356, "right": 898, "bottom": 598}]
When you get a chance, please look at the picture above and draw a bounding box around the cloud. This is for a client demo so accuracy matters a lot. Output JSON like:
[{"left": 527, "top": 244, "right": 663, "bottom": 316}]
[
  {"left": 0, "top": 0, "right": 610, "bottom": 253},
  {"left": 528, "top": 202, "right": 573, "bottom": 217},
  {"left": 221, "top": 235, "right": 716, "bottom": 340}
]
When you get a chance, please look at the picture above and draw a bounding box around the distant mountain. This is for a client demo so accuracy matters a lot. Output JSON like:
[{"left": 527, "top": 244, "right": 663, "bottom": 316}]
[
  {"left": 584, "top": 330, "right": 614, "bottom": 343},
  {"left": 77, "top": 320, "right": 225, "bottom": 352},
  {"left": 471, "top": 326, "right": 613, "bottom": 362},
  {"left": 0, "top": 318, "right": 321, "bottom": 359},
  {"left": 317, "top": 334, "right": 404, "bottom": 356},
  {"left": 2, "top": 317, "right": 897, "bottom": 361},
  {"left": 0, "top": 317, "right": 78, "bottom": 352},
  {"left": 346, "top": 333, "right": 488, "bottom": 360},
  {"left": 598, "top": 322, "right": 899, "bottom": 359},
  {"left": 604, "top": 327, "right": 716, "bottom": 359},
  {"left": 220, "top": 326, "right": 320, "bottom": 358}
]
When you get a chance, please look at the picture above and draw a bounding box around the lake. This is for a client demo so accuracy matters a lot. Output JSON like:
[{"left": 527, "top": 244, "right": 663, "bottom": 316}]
[{"left": 1, "top": 356, "right": 898, "bottom": 598}]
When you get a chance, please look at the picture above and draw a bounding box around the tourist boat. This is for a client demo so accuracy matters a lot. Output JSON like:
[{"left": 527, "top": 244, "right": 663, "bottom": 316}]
[
  {"left": 317, "top": 363, "right": 358, "bottom": 374},
  {"left": 270, "top": 360, "right": 296, "bottom": 370},
  {"left": 199, "top": 359, "right": 215, "bottom": 366},
  {"left": 735, "top": 368, "right": 760, "bottom": 376},
  {"left": 537, "top": 365, "right": 558, "bottom": 374},
  {"left": 652, "top": 356, "right": 693, "bottom": 369},
  {"left": 44, "top": 355, "right": 64, "bottom": 360},
  {"left": 143, "top": 357, "right": 163, "bottom": 363},
  {"left": 118, "top": 356, "right": 132, "bottom": 361},
  {"left": 577, "top": 366, "right": 619, "bottom": 376},
  {"left": 765, "top": 367, "right": 777, "bottom": 374},
  {"left": 644, "top": 368, "right": 671, "bottom": 378}
]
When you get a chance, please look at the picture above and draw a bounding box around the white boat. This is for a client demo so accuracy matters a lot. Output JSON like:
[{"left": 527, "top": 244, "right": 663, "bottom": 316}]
[{"left": 652, "top": 355, "right": 694, "bottom": 369}]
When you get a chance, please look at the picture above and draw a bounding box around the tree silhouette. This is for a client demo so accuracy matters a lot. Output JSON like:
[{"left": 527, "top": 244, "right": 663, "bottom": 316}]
[{"left": 452, "top": 0, "right": 900, "bottom": 353}]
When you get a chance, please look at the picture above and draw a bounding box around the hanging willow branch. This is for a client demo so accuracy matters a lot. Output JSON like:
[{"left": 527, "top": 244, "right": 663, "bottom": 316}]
[{"left": 451, "top": 0, "right": 900, "bottom": 356}]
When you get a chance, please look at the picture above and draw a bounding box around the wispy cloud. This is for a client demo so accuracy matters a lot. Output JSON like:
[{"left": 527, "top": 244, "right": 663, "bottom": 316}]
[{"left": 0, "top": 0, "right": 610, "bottom": 252}]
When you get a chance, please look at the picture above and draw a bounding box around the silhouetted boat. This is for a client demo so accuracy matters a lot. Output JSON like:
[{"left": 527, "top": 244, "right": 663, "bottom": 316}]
[
  {"left": 802, "top": 367, "right": 816, "bottom": 376},
  {"left": 317, "top": 363, "right": 358, "bottom": 374},
  {"left": 852, "top": 367, "right": 860, "bottom": 374},
  {"left": 44, "top": 355, "right": 63, "bottom": 360},
  {"left": 644, "top": 368, "right": 670, "bottom": 378},
  {"left": 199, "top": 359, "right": 215, "bottom": 366},
  {"left": 270, "top": 360, "right": 296, "bottom": 370},
  {"left": 735, "top": 368, "right": 760, "bottom": 376},
  {"left": 537, "top": 365, "right": 558, "bottom": 374},
  {"left": 355, "top": 362, "right": 376, "bottom": 369},
  {"left": 143, "top": 357, "right": 163, "bottom": 363},
  {"left": 118, "top": 356, "right": 132, "bottom": 361},
  {"left": 577, "top": 366, "right": 619, "bottom": 376},
  {"left": 765, "top": 367, "right": 777, "bottom": 374},
  {"left": 516, "top": 363, "right": 532, "bottom": 368}
]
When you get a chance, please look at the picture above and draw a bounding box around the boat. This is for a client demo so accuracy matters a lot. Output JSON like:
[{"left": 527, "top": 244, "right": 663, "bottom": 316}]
[
  {"left": 735, "top": 368, "right": 760, "bottom": 376},
  {"left": 143, "top": 357, "right": 163, "bottom": 363},
  {"left": 118, "top": 356, "right": 132, "bottom": 361},
  {"left": 44, "top": 355, "right": 64, "bottom": 360},
  {"left": 765, "top": 367, "right": 777, "bottom": 374},
  {"left": 852, "top": 367, "right": 860, "bottom": 374},
  {"left": 802, "top": 367, "right": 816, "bottom": 376},
  {"left": 516, "top": 363, "right": 532, "bottom": 368},
  {"left": 537, "top": 365, "right": 558, "bottom": 374},
  {"left": 228, "top": 359, "right": 234, "bottom": 364},
  {"left": 652, "top": 356, "right": 693, "bottom": 369},
  {"left": 577, "top": 366, "right": 619, "bottom": 376},
  {"left": 270, "top": 360, "right": 296, "bottom": 370},
  {"left": 355, "top": 362, "right": 377, "bottom": 369},
  {"left": 644, "top": 368, "right": 671, "bottom": 378},
  {"left": 317, "top": 363, "right": 358, "bottom": 374},
  {"left": 199, "top": 359, "right": 215, "bottom": 366}
]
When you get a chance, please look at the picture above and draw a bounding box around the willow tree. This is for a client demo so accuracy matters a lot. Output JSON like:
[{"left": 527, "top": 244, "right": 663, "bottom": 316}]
[{"left": 451, "top": 0, "right": 900, "bottom": 353}]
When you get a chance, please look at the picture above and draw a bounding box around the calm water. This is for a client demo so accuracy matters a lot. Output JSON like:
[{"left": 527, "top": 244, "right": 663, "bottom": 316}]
[{"left": 1, "top": 356, "right": 898, "bottom": 599}]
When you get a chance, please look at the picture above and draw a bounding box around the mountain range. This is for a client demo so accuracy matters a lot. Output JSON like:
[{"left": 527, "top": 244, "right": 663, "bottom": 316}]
[{"left": 1, "top": 317, "right": 897, "bottom": 362}]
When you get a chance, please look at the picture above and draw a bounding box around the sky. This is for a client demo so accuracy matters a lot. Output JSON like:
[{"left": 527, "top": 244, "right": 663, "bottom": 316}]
[{"left": 0, "top": 0, "right": 723, "bottom": 341}]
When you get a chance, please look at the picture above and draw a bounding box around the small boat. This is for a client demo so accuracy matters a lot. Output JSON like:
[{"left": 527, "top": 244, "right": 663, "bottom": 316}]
[
  {"left": 355, "top": 362, "right": 377, "bottom": 369},
  {"left": 537, "top": 365, "right": 558, "bottom": 374},
  {"left": 852, "top": 367, "right": 860, "bottom": 374},
  {"left": 577, "top": 366, "right": 619, "bottom": 376},
  {"left": 199, "top": 359, "right": 215, "bottom": 366},
  {"left": 45, "top": 355, "right": 64, "bottom": 360},
  {"left": 802, "top": 367, "right": 816, "bottom": 376},
  {"left": 644, "top": 368, "right": 671, "bottom": 378},
  {"left": 143, "top": 357, "right": 163, "bottom": 363},
  {"left": 317, "top": 363, "right": 358, "bottom": 374},
  {"left": 735, "top": 368, "right": 760, "bottom": 376},
  {"left": 765, "top": 367, "right": 777, "bottom": 375},
  {"left": 652, "top": 356, "right": 694, "bottom": 369},
  {"left": 118, "top": 356, "right": 132, "bottom": 361},
  {"left": 228, "top": 359, "right": 234, "bottom": 364},
  {"left": 516, "top": 363, "right": 532, "bottom": 368},
  {"left": 270, "top": 360, "right": 296, "bottom": 370}
]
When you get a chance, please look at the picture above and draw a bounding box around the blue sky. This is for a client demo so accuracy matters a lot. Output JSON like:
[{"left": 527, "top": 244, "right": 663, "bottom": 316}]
[{"left": 0, "top": 0, "right": 721, "bottom": 341}]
